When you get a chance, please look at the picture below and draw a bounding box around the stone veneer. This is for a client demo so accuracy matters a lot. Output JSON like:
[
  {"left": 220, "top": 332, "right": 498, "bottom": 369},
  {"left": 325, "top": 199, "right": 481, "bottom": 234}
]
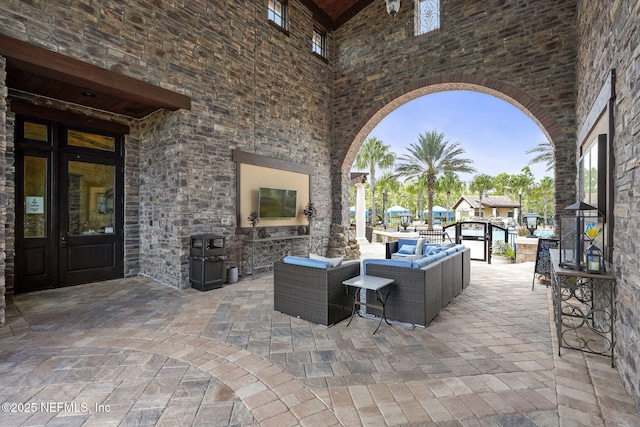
[
  {"left": 0, "top": 56, "right": 5, "bottom": 325},
  {"left": 330, "top": 0, "right": 579, "bottom": 225},
  {"left": 0, "top": 1, "right": 638, "bottom": 412},
  {"left": 0, "top": 0, "right": 334, "bottom": 291},
  {"left": 575, "top": 0, "right": 640, "bottom": 412}
]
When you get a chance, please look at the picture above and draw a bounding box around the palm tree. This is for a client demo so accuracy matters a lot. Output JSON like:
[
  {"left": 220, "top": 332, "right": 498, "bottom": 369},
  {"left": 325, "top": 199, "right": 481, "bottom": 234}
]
[
  {"left": 510, "top": 167, "right": 536, "bottom": 212},
  {"left": 469, "top": 174, "right": 494, "bottom": 217},
  {"left": 376, "top": 172, "right": 401, "bottom": 226},
  {"left": 405, "top": 175, "right": 429, "bottom": 224},
  {"left": 436, "top": 171, "right": 465, "bottom": 223},
  {"left": 526, "top": 142, "right": 554, "bottom": 172},
  {"left": 395, "top": 130, "right": 476, "bottom": 230},
  {"left": 354, "top": 137, "right": 395, "bottom": 225},
  {"left": 531, "top": 176, "right": 554, "bottom": 226}
]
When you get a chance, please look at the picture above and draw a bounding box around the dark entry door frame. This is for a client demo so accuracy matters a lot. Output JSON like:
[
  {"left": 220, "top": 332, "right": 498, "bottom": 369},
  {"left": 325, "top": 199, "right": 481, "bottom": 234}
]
[{"left": 15, "top": 114, "right": 125, "bottom": 293}]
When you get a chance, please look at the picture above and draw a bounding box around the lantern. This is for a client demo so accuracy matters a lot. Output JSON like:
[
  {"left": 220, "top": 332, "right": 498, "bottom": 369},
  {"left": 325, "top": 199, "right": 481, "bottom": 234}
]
[
  {"left": 522, "top": 212, "right": 539, "bottom": 238},
  {"left": 399, "top": 212, "right": 412, "bottom": 231},
  {"left": 585, "top": 243, "right": 605, "bottom": 274},
  {"left": 558, "top": 201, "right": 601, "bottom": 270}
]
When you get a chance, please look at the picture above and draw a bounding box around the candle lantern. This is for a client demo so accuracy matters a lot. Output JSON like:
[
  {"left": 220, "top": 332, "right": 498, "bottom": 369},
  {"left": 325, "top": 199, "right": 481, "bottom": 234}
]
[
  {"left": 559, "top": 201, "right": 602, "bottom": 271},
  {"left": 585, "top": 243, "right": 605, "bottom": 274}
]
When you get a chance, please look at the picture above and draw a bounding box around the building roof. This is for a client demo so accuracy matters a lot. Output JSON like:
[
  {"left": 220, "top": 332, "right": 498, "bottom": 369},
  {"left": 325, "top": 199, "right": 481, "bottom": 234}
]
[{"left": 453, "top": 195, "right": 520, "bottom": 210}]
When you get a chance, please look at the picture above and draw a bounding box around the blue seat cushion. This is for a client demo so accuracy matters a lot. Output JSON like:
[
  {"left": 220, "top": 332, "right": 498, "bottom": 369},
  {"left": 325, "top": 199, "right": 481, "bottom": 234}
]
[
  {"left": 363, "top": 259, "right": 418, "bottom": 273},
  {"left": 413, "top": 256, "right": 434, "bottom": 268},
  {"left": 424, "top": 245, "right": 445, "bottom": 256},
  {"left": 398, "top": 244, "right": 416, "bottom": 254},
  {"left": 397, "top": 238, "right": 418, "bottom": 249},
  {"left": 283, "top": 256, "right": 330, "bottom": 269}
]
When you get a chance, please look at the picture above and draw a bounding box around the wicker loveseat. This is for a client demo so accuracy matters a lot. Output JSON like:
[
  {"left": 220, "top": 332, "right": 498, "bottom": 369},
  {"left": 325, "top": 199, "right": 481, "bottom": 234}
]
[
  {"left": 273, "top": 257, "right": 360, "bottom": 327},
  {"left": 362, "top": 243, "right": 470, "bottom": 327}
]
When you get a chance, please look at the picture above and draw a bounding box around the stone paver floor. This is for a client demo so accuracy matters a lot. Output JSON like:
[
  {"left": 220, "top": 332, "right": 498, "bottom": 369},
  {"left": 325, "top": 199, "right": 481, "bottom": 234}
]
[{"left": 1, "top": 241, "right": 638, "bottom": 426}]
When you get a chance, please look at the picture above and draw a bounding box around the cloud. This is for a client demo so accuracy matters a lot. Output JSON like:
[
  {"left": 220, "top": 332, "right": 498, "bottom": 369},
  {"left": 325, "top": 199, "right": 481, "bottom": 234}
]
[{"left": 366, "top": 90, "right": 550, "bottom": 183}]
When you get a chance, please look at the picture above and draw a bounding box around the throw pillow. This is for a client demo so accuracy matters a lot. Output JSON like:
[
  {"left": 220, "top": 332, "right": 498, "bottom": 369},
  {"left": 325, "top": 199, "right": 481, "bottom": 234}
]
[
  {"left": 414, "top": 237, "right": 426, "bottom": 255},
  {"left": 398, "top": 244, "right": 416, "bottom": 254},
  {"left": 309, "top": 253, "right": 343, "bottom": 267},
  {"left": 425, "top": 245, "right": 443, "bottom": 256}
]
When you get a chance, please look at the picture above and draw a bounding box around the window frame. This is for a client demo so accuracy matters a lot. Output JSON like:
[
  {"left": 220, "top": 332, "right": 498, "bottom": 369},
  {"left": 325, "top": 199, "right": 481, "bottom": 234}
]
[
  {"left": 312, "top": 26, "right": 327, "bottom": 60},
  {"left": 414, "top": 0, "right": 441, "bottom": 37},
  {"left": 268, "top": 0, "right": 289, "bottom": 34}
]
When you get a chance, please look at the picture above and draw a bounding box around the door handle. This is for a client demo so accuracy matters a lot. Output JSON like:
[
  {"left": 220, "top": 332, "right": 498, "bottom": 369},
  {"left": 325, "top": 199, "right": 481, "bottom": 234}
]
[{"left": 60, "top": 233, "right": 69, "bottom": 246}]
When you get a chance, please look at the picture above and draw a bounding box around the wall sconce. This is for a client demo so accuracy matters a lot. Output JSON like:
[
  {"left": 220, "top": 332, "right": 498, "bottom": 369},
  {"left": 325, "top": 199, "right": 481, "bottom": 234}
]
[{"left": 385, "top": 0, "right": 400, "bottom": 18}]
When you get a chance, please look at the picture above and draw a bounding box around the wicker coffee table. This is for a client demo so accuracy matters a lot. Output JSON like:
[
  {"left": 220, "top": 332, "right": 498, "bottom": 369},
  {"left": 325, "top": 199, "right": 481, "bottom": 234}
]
[{"left": 343, "top": 275, "right": 394, "bottom": 334}]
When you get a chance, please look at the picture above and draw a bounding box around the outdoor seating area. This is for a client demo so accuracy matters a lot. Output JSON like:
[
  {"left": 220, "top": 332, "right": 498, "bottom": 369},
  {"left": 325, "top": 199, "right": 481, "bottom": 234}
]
[
  {"left": 273, "top": 239, "right": 470, "bottom": 329},
  {"left": 1, "top": 242, "right": 639, "bottom": 426}
]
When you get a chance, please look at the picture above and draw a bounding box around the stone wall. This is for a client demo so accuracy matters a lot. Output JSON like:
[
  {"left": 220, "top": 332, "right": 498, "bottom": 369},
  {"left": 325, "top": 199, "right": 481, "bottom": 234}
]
[
  {"left": 0, "top": 0, "right": 334, "bottom": 289},
  {"left": 331, "top": 0, "right": 578, "bottom": 225},
  {"left": 576, "top": 0, "right": 640, "bottom": 412},
  {"left": 0, "top": 56, "right": 5, "bottom": 325}
]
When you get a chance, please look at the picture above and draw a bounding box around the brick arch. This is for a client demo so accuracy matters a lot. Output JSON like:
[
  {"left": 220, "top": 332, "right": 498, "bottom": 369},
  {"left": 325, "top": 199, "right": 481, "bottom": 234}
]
[
  {"left": 334, "top": 74, "right": 575, "bottom": 226},
  {"left": 340, "top": 74, "right": 565, "bottom": 171}
]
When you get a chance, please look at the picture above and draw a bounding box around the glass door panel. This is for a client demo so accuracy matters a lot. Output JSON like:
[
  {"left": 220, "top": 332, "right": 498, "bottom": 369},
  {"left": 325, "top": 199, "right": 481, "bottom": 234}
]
[
  {"left": 67, "top": 161, "right": 115, "bottom": 235},
  {"left": 24, "top": 156, "right": 47, "bottom": 238}
]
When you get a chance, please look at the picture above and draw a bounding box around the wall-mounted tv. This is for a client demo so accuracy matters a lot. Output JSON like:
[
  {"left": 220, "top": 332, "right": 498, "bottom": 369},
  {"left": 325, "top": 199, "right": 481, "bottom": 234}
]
[{"left": 258, "top": 187, "right": 297, "bottom": 218}]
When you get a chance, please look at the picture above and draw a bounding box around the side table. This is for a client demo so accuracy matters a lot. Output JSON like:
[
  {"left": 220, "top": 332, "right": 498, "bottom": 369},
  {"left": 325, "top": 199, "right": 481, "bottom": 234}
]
[
  {"left": 549, "top": 249, "right": 616, "bottom": 367},
  {"left": 343, "top": 275, "right": 394, "bottom": 334}
]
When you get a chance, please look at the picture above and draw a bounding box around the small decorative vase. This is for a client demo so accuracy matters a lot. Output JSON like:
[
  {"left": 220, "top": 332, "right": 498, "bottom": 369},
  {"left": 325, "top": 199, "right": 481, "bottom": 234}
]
[{"left": 250, "top": 228, "right": 259, "bottom": 239}]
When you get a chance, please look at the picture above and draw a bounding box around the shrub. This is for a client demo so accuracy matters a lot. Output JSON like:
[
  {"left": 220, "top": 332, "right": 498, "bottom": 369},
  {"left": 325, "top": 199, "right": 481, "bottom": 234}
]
[{"left": 492, "top": 240, "right": 515, "bottom": 260}]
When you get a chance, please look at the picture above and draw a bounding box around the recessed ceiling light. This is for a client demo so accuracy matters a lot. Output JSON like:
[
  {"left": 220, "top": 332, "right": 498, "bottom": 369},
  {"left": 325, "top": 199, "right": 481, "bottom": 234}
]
[{"left": 81, "top": 91, "right": 96, "bottom": 98}]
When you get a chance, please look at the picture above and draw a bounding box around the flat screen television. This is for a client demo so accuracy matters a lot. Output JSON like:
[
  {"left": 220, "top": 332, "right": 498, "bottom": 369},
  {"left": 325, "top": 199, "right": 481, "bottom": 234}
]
[{"left": 258, "top": 187, "right": 297, "bottom": 218}]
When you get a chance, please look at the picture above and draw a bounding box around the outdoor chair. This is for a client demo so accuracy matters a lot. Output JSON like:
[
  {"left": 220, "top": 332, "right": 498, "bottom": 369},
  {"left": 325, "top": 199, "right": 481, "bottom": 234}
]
[
  {"left": 273, "top": 260, "right": 360, "bottom": 327},
  {"left": 364, "top": 261, "right": 443, "bottom": 327}
]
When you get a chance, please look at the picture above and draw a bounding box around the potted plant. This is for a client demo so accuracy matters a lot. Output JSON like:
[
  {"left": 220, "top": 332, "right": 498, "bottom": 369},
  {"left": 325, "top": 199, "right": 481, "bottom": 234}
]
[
  {"left": 247, "top": 210, "right": 260, "bottom": 239},
  {"left": 492, "top": 240, "right": 515, "bottom": 264},
  {"left": 303, "top": 201, "right": 317, "bottom": 234}
]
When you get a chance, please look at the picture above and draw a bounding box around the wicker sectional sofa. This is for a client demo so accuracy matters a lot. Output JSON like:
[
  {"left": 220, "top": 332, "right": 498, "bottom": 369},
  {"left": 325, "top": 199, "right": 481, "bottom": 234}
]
[
  {"left": 362, "top": 241, "right": 470, "bottom": 327},
  {"left": 273, "top": 258, "right": 360, "bottom": 327}
]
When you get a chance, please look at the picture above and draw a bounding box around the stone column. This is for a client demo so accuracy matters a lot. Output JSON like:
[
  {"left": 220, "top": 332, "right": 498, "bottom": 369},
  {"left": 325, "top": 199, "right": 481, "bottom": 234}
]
[{"left": 355, "top": 183, "right": 367, "bottom": 243}]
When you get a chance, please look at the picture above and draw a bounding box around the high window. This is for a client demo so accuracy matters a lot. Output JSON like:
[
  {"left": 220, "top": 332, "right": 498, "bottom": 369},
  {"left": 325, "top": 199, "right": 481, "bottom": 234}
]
[
  {"left": 312, "top": 27, "right": 327, "bottom": 59},
  {"left": 415, "top": 0, "right": 440, "bottom": 36},
  {"left": 268, "top": 0, "right": 288, "bottom": 31}
]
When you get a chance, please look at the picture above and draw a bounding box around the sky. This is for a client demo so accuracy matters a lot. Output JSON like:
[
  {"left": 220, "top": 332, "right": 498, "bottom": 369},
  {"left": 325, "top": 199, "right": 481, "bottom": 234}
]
[{"left": 362, "top": 90, "right": 551, "bottom": 184}]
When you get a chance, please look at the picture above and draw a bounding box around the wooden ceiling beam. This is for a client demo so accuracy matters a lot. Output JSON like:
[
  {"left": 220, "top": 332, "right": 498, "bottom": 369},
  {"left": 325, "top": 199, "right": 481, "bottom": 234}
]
[{"left": 0, "top": 35, "right": 191, "bottom": 112}]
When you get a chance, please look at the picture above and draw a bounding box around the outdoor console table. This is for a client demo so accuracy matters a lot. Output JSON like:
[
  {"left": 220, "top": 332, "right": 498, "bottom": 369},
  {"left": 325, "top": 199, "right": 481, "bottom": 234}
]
[
  {"left": 343, "top": 275, "right": 394, "bottom": 334},
  {"left": 549, "top": 249, "right": 616, "bottom": 366}
]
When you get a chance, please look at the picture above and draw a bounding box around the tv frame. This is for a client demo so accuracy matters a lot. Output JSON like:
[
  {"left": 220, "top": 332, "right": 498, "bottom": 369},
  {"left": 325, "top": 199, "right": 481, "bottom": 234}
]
[{"left": 258, "top": 187, "right": 298, "bottom": 219}]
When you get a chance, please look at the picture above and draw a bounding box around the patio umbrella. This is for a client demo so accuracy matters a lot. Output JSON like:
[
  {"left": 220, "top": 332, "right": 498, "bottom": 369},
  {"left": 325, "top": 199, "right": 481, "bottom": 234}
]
[
  {"left": 424, "top": 205, "right": 454, "bottom": 222},
  {"left": 350, "top": 206, "right": 369, "bottom": 219},
  {"left": 387, "top": 205, "right": 410, "bottom": 222}
]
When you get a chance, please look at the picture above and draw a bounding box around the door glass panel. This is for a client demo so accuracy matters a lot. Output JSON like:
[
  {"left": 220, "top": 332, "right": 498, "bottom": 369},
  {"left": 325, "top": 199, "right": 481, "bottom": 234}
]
[
  {"left": 24, "top": 156, "right": 47, "bottom": 238},
  {"left": 24, "top": 122, "right": 48, "bottom": 142},
  {"left": 68, "top": 161, "right": 115, "bottom": 235},
  {"left": 68, "top": 130, "right": 115, "bottom": 151}
]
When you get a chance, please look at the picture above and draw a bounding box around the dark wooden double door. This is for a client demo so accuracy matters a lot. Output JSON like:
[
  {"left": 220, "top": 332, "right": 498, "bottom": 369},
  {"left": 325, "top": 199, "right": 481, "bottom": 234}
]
[{"left": 15, "top": 117, "right": 124, "bottom": 293}]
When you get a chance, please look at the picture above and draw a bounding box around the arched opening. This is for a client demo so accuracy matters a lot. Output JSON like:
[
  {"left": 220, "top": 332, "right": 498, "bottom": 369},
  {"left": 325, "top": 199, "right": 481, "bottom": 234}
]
[{"left": 337, "top": 76, "right": 575, "bottom": 227}]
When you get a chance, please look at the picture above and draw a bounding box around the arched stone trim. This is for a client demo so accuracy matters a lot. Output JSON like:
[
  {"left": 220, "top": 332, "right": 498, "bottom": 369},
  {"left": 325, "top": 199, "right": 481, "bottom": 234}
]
[
  {"left": 339, "top": 74, "right": 565, "bottom": 170},
  {"left": 334, "top": 74, "right": 576, "bottom": 226}
]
